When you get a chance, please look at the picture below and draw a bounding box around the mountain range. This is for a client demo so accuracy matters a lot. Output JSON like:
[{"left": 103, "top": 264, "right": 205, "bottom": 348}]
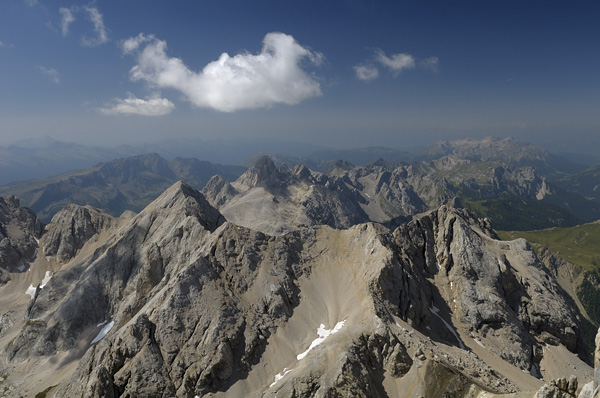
[
  {"left": 0, "top": 136, "right": 599, "bottom": 397},
  {"left": 0, "top": 180, "right": 595, "bottom": 397},
  {"left": 2, "top": 137, "right": 600, "bottom": 232}
]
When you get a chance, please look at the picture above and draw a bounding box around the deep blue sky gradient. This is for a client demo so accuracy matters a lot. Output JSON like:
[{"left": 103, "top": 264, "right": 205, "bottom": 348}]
[{"left": 1, "top": 0, "right": 599, "bottom": 151}]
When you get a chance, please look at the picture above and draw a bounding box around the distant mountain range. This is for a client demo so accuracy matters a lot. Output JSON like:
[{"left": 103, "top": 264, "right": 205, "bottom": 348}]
[
  {"left": 0, "top": 136, "right": 328, "bottom": 186},
  {"left": 0, "top": 153, "right": 244, "bottom": 222},
  {"left": 3, "top": 135, "right": 598, "bottom": 187},
  {"left": 2, "top": 137, "right": 599, "bottom": 233}
]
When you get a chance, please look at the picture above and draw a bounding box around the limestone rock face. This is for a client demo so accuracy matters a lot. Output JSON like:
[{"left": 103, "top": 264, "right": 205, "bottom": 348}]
[
  {"left": 217, "top": 156, "right": 371, "bottom": 235},
  {"left": 535, "top": 376, "right": 578, "bottom": 398},
  {"left": 0, "top": 182, "right": 593, "bottom": 397},
  {"left": 201, "top": 175, "right": 238, "bottom": 208},
  {"left": 210, "top": 154, "right": 571, "bottom": 236},
  {"left": 0, "top": 196, "right": 43, "bottom": 283},
  {"left": 235, "top": 154, "right": 285, "bottom": 191},
  {"left": 42, "top": 204, "right": 116, "bottom": 263}
]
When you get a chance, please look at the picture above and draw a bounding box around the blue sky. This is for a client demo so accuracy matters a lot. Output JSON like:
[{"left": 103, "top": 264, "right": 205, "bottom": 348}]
[{"left": 1, "top": 0, "right": 599, "bottom": 151}]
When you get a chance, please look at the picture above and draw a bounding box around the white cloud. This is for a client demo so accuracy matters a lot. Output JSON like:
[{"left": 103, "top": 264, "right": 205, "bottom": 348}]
[
  {"left": 122, "top": 32, "right": 323, "bottom": 112},
  {"left": 38, "top": 66, "right": 60, "bottom": 84},
  {"left": 421, "top": 56, "right": 439, "bottom": 72},
  {"left": 24, "top": 0, "right": 38, "bottom": 6},
  {"left": 120, "top": 33, "right": 154, "bottom": 55},
  {"left": 0, "top": 41, "right": 3, "bottom": 47},
  {"left": 354, "top": 64, "right": 379, "bottom": 81},
  {"left": 59, "top": 7, "right": 75, "bottom": 37},
  {"left": 99, "top": 93, "right": 175, "bottom": 116},
  {"left": 375, "top": 49, "right": 415, "bottom": 74},
  {"left": 81, "top": 7, "right": 108, "bottom": 46}
]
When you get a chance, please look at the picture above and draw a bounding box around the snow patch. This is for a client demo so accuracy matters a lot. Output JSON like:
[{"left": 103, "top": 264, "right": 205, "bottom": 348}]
[
  {"left": 97, "top": 320, "right": 108, "bottom": 327},
  {"left": 17, "top": 265, "right": 25, "bottom": 272},
  {"left": 297, "top": 320, "right": 346, "bottom": 360},
  {"left": 25, "top": 284, "right": 37, "bottom": 298},
  {"left": 429, "top": 305, "right": 466, "bottom": 349},
  {"left": 91, "top": 320, "right": 114, "bottom": 345},
  {"left": 474, "top": 338, "right": 485, "bottom": 349},
  {"left": 25, "top": 271, "right": 53, "bottom": 298},
  {"left": 436, "top": 262, "right": 441, "bottom": 271},
  {"left": 40, "top": 271, "right": 52, "bottom": 288},
  {"left": 270, "top": 367, "right": 293, "bottom": 387}
]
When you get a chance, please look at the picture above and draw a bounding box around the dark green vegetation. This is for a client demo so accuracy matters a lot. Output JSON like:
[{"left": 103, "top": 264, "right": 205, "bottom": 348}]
[
  {"left": 499, "top": 222, "right": 600, "bottom": 351},
  {"left": 465, "top": 196, "right": 582, "bottom": 231},
  {"left": 499, "top": 222, "right": 600, "bottom": 272},
  {"left": 556, "top": 164, "right": 600, "bottom": 203},
  {"left": 0, "top": 153, "right": 245, "bottom": 223},
  {"left": 35, "top": 386, "right": 56, "bottom": 398}
]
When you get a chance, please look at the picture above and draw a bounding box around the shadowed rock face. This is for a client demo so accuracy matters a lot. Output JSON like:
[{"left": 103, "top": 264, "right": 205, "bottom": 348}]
[
  {"left": 389, "top": 207, "right": 587, "bottom": 368},
  {"left": 0, "top": 196, "right": 43, "bottom": 283}
]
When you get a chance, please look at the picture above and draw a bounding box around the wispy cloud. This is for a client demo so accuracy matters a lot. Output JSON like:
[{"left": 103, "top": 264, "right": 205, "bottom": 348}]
[
  {"left": 38, "top": 66, "right": 60, "bottom": 84},
  {"left": 81, "top": 6, "right": 108, "bottom": 46},
  {"left": 353, "top": 48, "right": 438, "bottom": 81},
  {"left": 375, "top": 49, "right": 415, "bottom": 74},
  {"left": 420, "top": 56, "right": 439, "bottom": 73},
  {"left": 0, "top": 41, "right": 4, "bottom": 48},
  {"left": 354, "top": 64, "right": 379, "bottom": 82},
  {"left": 121, "top": 32, "right": 323, "bottom": 112},
  {"left": 24, "top": 0, "right": 38, "bottom": 6},
  {"left": 58, "top": 6, "right": 108, "bottom": 46},
  {"left": 59, "top": 7, "right": 75, "bottom": 37},
  {"left": 121, "top": 33, "right": 154, "bottom": 55},
  {"left": 99, "top": 93, "right": 175, "bottom": 116}
]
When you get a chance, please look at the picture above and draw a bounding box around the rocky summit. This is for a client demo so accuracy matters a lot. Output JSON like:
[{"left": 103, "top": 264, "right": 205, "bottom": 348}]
[{"left": 0, "top": 180, "right": 596, "bottom": 397}]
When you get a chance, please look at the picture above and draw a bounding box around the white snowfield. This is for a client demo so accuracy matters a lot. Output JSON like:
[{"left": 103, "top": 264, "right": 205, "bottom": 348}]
[
  {"left": 270, "top": 320, "right": 347, "bottom": 389},
  {"left": 25, "top": 271, "right": 53, "bottom": 299},
  {"left": 91, "top": 320, "right": 115, "bottom": 345},
  {"left": 269, "top": 368, "right": 293, "bottom": 388},
  {"left": 297, "top": 320, "right": 346, "bottom": 360}
]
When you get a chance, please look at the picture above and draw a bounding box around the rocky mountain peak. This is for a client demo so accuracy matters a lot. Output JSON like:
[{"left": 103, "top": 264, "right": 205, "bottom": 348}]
[
  {"left": 292, "top": 164, "right": 312, "bottom": 179},
  {"left": 201, "top": 175, "right": 239, "bottom": 208},
  {"left": 142, "top": 180, "right": 225, "bottom": 233},
  {"left": 235, "top": 155, "right": 284, "bottom": 190}
]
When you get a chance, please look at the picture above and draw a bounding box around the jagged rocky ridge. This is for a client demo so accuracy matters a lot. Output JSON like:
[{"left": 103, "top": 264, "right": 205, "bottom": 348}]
[
  {"left": 0, "top": 196, "right": 43, "bottom": 284},
  {"left": 2, "top": 137, "right": 599, "bottom": 233},
  {"left": 203, "top": 151, "right": 595, "bottom": 235},
  {"left": 0, "top": 182, "right": 593, "bottom": 397}
]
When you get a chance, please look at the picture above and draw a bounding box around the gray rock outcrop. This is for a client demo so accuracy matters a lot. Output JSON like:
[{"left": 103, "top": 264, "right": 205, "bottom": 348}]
[
  {"left": 535, "top": 376, "right": 578, "bottom": 397},
  {"left": 0, "top": 196, "right": 43, "bottom": 283},
  {"left": 42, "top": 204, "right": 116, "bottom": 263},
  {"left": 201, "top": 175, "right": 238, "bottom": 208}
]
